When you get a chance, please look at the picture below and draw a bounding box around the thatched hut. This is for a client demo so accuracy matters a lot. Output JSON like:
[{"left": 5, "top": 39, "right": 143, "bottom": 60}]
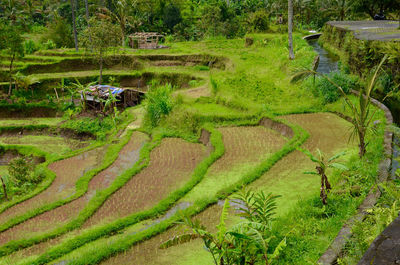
[{"left": 128, "top": 32, "right": 165, "bottom": 49}]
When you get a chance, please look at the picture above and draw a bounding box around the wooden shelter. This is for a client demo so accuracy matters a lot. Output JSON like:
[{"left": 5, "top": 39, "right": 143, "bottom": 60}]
[
  {"left": 128, "top": 32, "right": 165, "bottom": 49},
  {"left": 81, "top": 85, "right": 145, "bottom": 111}
]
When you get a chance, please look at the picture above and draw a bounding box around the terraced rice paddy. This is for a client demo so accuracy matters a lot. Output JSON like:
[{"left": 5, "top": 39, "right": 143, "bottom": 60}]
[
  {"left": 84, "top": 137, "right": 208, "bottom": 227},
  {"left": 0, "top": 132, "right": 148, "bottom": 245},
  {"left": 0, "top": 147, "right": 103, "bottom": 226},
  {"left": 99, "top": 113, "right": 355, "bottom": 265},
  {"left": 50, "top": 125, "right": 287, "bottom": 265}
]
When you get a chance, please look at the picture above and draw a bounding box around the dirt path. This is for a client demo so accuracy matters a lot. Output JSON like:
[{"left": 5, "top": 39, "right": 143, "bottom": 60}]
[
  {"left": 100, "top": 113, "right": 354, "bottom": 265},
  {"left": 0, "top": 132, "right": 148, "bottom": 246},
  {"left": 83, "top": 138, "right": 208, "bottom": 228}
]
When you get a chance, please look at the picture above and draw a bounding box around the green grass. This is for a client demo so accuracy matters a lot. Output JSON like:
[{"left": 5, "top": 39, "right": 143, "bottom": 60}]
[
  {"left": 0, "top": 118, "right": 62, "bottom": 127},
  {"left": 0, "top": 135, "right": 87, "bottom": 155}
]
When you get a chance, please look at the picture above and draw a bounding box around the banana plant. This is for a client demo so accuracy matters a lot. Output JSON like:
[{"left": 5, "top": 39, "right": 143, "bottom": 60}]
[
  {"left": 71, "top": 78, "right": 97, "bottom": 112},
  {"left": 301, "top": 148, "right": 348, "bottom": 205},
  {"left": 292, "top": 55, "right": 389, "bottom": 157},
  {"left": 160, "top": 191, "right": 286, "bottom": 265}
]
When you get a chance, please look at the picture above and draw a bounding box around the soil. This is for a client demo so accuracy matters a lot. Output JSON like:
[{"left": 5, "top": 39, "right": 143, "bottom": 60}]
[
  {"left": 0, "top": 132, "right": 148, "bottom": 245},
  {"left": 0, "top": 127, "right": 95, "bottom": 141},
  {"left": 83, "top": 138, "right": 207, "bottom": 228},
  {"left": 0, "top": 107, "right": 60, "bottom": 118}
]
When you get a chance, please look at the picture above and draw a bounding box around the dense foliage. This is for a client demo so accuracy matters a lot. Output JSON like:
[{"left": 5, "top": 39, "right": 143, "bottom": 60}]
[{"left": 1, "top": 0, "right": 399, "bottom": 50}]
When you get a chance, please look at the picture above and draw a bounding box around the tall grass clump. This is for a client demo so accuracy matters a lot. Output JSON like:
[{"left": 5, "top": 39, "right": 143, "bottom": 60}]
[{"left": 144, "top": 84, "right": 174, "bottom": 127}]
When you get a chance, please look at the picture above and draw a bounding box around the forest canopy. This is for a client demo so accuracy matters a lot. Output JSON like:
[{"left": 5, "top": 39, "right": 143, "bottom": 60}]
[{"left": 1, "top": 0, "right": 399, "bottom": 49}]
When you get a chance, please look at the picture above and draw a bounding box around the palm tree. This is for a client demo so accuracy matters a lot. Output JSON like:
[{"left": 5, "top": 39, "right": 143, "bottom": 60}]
[
  {"left": 70, "top": 0, "right": 79, "bottom": 51},
  {"left": 288, "top": 0, "right": 295, "bottom": 60},
  {"left": 84, "top": 0, "right": 93, "bottom": 49},
  {"left": 99, "top": 0, "right": 133, "bottom": 46}
]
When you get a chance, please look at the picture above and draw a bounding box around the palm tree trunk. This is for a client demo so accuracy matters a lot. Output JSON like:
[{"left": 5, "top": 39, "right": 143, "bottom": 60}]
[
  {"left": 358, "top": 131, "right": 366, "bottom": 157},
  {"left": 84, "top": 0, "right": 93, "bottom": 49},
  {"left": 70, "top": 0, "right": 79, "bottom": 52},
  {"left": 8, "top": 53, "right": 15, "bottom": 96},
  {"left": 288, "top": 0, "right": 295, "bottom": 60}
]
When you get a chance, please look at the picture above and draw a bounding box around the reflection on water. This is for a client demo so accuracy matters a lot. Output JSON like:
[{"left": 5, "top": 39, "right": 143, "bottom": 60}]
[{"left": 306, "top": 39, "right": 339, "bottom": 74}]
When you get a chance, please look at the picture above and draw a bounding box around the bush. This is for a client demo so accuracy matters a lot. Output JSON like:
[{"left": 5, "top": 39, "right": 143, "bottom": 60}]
[
  {"left": 144, "top": 84, "right": 174, "bottom": 127},
  {"left": 307, "top": 71, "right": 357, "bottom": 103},
  {"left": 24, "top": 40, "right": 39, "bottom": 54},
  {"left": 8, "top": 156, "right": 35, "bottom": 187},
  {"left": 43, "top": 39, "right": 56, "bottom": 50},
  {"left": 61, "top": 117, "right": 114, "bottom": 141},
  {"left": 42, "top": 18, "right": 74, "bottom": 48}
]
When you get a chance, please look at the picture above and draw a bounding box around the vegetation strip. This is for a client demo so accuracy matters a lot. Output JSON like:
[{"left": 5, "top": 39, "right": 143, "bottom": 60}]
[
  {"left": 0, "top": 111, "right": 135, "bottom": 237},
  {"left": 318, "top": 93, "right": 394, "bottom": 264},
  {"left": 21, "top": 115, "right": 307, "bottom": 265}
]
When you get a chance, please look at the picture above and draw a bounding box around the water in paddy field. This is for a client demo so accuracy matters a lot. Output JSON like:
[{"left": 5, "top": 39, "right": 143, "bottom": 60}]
[{"left": 306, "top": 38, "right": 339, "bottom": 74}]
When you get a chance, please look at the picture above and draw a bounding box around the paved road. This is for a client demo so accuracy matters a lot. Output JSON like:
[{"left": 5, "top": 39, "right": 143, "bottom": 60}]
[{"left": 327, "top": 21, "right": 400, "bottom": 41}]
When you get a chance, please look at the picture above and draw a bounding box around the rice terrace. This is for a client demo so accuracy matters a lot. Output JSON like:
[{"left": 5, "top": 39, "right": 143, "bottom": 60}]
[{"left": 0, "top": 0, "right": 399, "bottom": 264}]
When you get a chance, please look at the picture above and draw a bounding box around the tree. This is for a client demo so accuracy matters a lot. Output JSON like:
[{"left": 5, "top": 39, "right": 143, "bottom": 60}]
[
  {"left": 70, "top": 0, "right": 79, "bottom": 51},
  {"left": 160, "top": 190, "right": 286, "bottom": 265},
  {"left": 288, "top": 0, "right": 294, "bottom": 60},
  {"left": 0, "top": 23, "right": 24, "bottom": 96},
  {"left": 302, "top": 149, "right": 347, "bottom": 205},
  {"left": 99, "top": 0, "right": 133, "bottom": 46},
  {"left": 351, "top": 0, "right": 396, "bottom": 19},
  {"left": 80, "top": 18, "right": 121, "bottom": 85},
  {"left": 292, "top": 55, "right": 389, "bottom": 157}
]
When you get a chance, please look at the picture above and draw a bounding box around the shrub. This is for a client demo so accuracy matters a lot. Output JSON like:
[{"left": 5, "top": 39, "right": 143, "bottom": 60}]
[
  {"left": 42, "top": 39, "right": 56, "bottom": 50},
  {"left": 24, "top": 40, "right": 39, "bottom": 54},
  {"left": 144, "top": 84, "right": 174, "bottom": 127},
  {"left": 42, "top": 17, "right": 74, "bottom": 48},
  {"left": 61, "top": 117, "right": 114, "bottom": 141},
  {"left": 309, "top": 71, "right": 357, "bottom": 103},
  {"left": 8, "top": 156, "right": 35, "bottom": 187}
]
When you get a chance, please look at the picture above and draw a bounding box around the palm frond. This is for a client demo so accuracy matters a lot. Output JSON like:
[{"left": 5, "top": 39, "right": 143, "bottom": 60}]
[
  {"left": 290, "top": 69, "right": 315, "bottom": 83},
  {"left": 327, "top": 151, "right": 346, "bottom": 162},
  {"left": 216, "top": 199, "right": 230, "bottom": 244},
  {"left": 328, "top": 162, "right": 348, "bottom": 171},
  {"left": 268, "top": 237, "right": 287, "bottom": 262}
]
